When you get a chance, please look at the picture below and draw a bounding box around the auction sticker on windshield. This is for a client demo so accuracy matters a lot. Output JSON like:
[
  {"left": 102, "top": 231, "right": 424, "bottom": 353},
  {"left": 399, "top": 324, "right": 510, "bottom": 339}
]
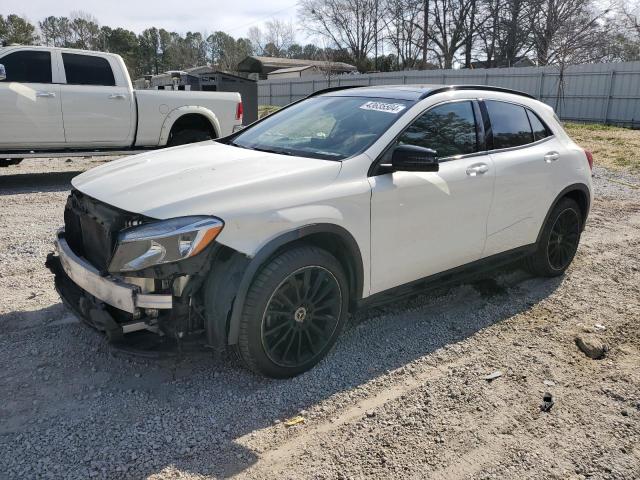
[{"left": 360, "top": 101, "right": 407, "bottom": 114}]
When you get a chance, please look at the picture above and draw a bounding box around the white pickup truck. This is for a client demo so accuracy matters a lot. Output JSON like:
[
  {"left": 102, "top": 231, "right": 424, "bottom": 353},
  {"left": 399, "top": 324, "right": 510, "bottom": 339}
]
[{"left": 0, "top": 46, "right": 243, "bottom": 158}]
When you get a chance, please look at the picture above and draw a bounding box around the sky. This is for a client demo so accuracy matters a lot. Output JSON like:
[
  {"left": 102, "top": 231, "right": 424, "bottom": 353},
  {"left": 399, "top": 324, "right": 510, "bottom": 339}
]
[{"left": 3, "top": 0, "right": 304, "bottom": 40}]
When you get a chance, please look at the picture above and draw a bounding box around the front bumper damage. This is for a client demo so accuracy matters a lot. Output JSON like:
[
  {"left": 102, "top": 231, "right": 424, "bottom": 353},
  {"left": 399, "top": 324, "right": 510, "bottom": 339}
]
[{"left": 46, "top": 230, "right": 198, "bottom": 349}]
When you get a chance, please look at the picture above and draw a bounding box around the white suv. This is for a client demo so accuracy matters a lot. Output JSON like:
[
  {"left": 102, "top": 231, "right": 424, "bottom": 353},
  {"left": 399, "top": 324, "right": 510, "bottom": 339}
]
[{"left": 47, "top": 85, "right": 594, "bottom": 378}]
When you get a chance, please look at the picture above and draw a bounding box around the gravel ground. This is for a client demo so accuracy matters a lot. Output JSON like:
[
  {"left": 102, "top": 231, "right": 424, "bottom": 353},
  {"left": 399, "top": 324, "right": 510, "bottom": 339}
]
[{"left": 0, "top": 157, "right": 639, "bottom": 480}]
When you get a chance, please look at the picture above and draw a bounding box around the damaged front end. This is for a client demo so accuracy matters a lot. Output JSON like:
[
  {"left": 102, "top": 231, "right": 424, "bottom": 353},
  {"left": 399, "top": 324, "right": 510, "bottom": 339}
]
[{"left": 46, "top": 190, "right": 225, "bottom": 352}]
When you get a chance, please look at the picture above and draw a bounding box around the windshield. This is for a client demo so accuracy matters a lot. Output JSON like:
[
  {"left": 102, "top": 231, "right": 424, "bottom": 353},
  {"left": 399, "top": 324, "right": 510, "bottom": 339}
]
[{"left": 230, "top": 96, "right": 413, "bottom": 160}]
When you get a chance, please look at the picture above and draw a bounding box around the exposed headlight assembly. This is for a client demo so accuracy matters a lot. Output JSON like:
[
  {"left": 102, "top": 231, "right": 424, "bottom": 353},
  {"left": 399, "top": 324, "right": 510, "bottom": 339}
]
[{"left": 109, "top": 216, "right": 223, "bottom": 272}]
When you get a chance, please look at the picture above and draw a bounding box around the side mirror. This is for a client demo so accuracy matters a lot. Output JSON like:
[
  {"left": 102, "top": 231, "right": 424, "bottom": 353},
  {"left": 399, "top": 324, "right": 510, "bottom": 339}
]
[
  {"left": 390, "top": 144, "right": 439, "bottom": 172},
  {"left": 0, "top": 64, "right": 6, "bottom": 81}
]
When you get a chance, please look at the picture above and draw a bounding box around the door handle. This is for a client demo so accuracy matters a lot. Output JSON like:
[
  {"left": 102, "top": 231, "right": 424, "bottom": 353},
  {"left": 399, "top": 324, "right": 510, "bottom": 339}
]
[
  {"left": 108, "top": 94, "right": 126, "bottom": 100},
  {"left": 466, "top": 163, "right": 489, "bottom": 176},
  {"left": 544, "top": 151, "right": 560, "bottom": 163},
  {"left": 36, "top": 91, "right": 56, "bottom": 98}
]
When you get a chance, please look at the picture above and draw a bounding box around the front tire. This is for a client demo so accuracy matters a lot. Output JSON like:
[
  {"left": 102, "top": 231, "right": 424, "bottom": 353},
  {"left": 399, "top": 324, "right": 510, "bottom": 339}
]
[
  {"left": 236, "top": 246, "right": 349, "bottom": 378},
  {"left": 525, "top": 197, "right": 582, "bottom": 277}
]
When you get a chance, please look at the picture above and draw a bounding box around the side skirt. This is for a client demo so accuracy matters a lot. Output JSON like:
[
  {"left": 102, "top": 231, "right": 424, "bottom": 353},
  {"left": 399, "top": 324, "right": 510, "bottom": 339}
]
[{"left": 358, "top": 244, "right": 537, "bottom": 310}]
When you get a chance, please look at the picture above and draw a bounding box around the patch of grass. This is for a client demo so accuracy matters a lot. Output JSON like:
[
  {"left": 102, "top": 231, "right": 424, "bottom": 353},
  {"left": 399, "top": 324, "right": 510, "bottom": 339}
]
[
  {"left": 258, "top": 105, "right": 281, "bottom": 119},
  {"left": 564, "top": 122, "right": 620, "bottom": 131},
  {"left": 563, "top": 122, "right": 640, "bottom": 173}
]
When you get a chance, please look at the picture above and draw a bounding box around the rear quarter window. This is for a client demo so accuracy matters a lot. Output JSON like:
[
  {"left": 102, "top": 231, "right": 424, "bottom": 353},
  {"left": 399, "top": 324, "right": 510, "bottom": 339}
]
[{"left": 527, "top": 109, "right": 552, "bottom": 141}]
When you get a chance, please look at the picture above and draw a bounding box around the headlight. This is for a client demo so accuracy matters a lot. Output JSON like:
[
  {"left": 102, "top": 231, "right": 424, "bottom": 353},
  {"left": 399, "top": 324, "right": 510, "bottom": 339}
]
[{"left": 108, "top": 216, "right": 223, "bottom": 272}]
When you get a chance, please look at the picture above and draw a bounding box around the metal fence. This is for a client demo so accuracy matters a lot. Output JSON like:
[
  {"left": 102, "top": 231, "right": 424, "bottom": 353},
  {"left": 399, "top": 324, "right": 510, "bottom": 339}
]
[{"left": 258, "top": 61, "right": 640, "bottom": 127}]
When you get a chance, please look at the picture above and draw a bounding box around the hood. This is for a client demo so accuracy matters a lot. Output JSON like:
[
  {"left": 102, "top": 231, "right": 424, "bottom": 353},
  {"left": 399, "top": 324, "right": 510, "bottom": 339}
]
[{"left": 72, "top": 141, "right": 342, "bottom": 219}]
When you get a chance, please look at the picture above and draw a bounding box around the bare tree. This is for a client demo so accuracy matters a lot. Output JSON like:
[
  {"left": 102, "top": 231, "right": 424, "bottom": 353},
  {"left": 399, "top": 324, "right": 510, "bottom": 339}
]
[
  {"left": 476, "top": 0, "right": 534, "bottom": 68},
  {"left": 248, "top": 19, "right": 295, "bottom": 56},
  {"left": 530, "top": 0, "right": 607, "bottom": 65},
  {"left": 622, "top": 0, "right": 640, "bottom": 36},
  {"left": 299, "top": 0, "right": 379, "bottom": 69},
  {"left": 428, "top": 0, "right": 476, "bottom": 68},
  {"left": 383, "top": 0, "right": 425, "bottom": 69},
  {"left": 248, "top": 26, "right": 265, "bottom": 54},
  {"left": 266, "top": 19, "right": 296, "bottom": 53},
  {"left": 462, "top": 0, "right": 478, "bottom": 67},
  {"left": 422, "top": 0, "right": 430, "bottom": 66}
]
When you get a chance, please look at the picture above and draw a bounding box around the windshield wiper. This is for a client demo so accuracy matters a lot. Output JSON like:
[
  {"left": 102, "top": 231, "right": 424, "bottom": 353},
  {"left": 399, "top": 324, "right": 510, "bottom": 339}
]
[
  {"left": 230, "top": 143, "right": 340, "bottom": 160},
  {"left": 250, "top": 146, "right": 294, "bottom": 156}
]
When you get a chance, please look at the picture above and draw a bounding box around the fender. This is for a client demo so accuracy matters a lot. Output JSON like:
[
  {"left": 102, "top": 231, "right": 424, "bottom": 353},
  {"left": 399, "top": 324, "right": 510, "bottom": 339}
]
[
  {"left": 225, "top": 223, "right": 364, "bottom": 345},
  {"left": 535, "top": 183, "right": 591, "bottom": 244},
  {"left": 158, "top": 106, "right": 221, "bottom": 146}
]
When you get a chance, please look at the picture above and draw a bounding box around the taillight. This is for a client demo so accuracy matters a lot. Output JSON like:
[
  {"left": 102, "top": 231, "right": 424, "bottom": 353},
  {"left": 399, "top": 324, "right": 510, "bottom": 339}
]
[
  {"left": 236, "top": 101, "right": 243, "bottom": 121},
  {"left": 584, "top": 150, "right": 594, "bottom": 171}
]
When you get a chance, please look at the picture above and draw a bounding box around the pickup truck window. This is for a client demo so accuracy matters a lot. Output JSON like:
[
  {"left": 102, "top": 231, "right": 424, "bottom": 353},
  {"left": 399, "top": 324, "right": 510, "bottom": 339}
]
[
  {"left": 231, "top": 96, "right": 413, "bottom": 161},
  {"left": 0, "top": 50, "right": 52, "bottom": 83},
  {"left": 62, "top": 53, "right": 115, "bottom": 86}
]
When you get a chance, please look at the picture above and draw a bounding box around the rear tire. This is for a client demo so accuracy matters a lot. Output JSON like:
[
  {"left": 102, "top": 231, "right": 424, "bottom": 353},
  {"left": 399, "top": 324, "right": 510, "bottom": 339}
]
[
  {"left": 1, "top": 158, "right": 23, "bottom": 167},
  {"left": 236, "top": 246, "right": 349, "bottom": 378},
  {"left": 525, "top": 197, "right": 582, "bottom": 277},
  {"left": 167, "top": 129, "right": 213, "bottom": 147}
]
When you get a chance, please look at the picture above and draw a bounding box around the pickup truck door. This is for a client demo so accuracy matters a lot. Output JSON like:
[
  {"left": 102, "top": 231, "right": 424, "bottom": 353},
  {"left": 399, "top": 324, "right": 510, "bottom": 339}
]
[
  {"left": 368, "top": 100, "right": 494, "bottom": 294},
  {"left": 59, "top": 52, "right": 134, "bottom": 148},
  {"left": 0, "top": 49, "right": 65, "bottom": 149}
]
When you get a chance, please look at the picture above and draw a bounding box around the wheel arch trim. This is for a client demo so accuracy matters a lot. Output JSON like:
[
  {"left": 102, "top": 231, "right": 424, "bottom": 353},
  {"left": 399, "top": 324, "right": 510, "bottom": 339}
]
[
  {"left": 159, "top": 106, "right": 221, "bottom": 146},
  {"left": 225, "top": 223, "right": 364, "bottom": 345},
  {"left": 535, "top": 183, "right": 591, "bottom": 244}
]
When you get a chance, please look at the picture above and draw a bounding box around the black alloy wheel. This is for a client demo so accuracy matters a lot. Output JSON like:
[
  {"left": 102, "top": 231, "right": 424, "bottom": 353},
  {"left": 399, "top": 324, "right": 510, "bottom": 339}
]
[
  {"left": 261, "top": 266, "right": 342, "bottom": 368},
  {"left": 524, "top": 197, "right": 583, "bottom": 277},
  {"left": 547, "top": 208, "right": 581, "bottom": 271},
  {"left": 236, "top": 246, "right": 349, "bottom": 378}
]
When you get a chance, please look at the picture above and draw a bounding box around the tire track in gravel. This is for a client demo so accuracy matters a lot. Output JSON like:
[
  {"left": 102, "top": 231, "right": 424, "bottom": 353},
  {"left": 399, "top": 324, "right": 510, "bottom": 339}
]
[{"left": 237, "top": 357, "right": 470, "bottom": 476}]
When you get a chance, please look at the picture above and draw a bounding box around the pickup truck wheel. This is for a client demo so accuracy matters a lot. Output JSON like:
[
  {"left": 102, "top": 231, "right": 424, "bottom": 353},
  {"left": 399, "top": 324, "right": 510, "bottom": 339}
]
[
  {"left": 236, "top": 246, "right": 349, "bottom": 378},
  {"left": 167, "top": 128, "right": 213, "bottom": 147},
  {"left": 525, "top": 197, "right": 582, "bottom": 277},
  {"left": 1, "top": 158, "right": 23, "bottom": 167}
]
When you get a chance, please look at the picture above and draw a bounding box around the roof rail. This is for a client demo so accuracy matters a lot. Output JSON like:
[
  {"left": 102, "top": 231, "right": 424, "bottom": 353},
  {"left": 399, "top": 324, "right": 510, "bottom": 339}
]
[
  {"left": 420, "top": 84, "right": 536, "bottom": 100},
  {"left": 307, "top": 85, "right": 365, "bottom": 98}
]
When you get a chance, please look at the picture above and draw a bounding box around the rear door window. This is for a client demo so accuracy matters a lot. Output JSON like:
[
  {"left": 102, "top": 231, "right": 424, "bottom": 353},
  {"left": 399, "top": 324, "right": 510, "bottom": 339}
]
[
  {"left": 0, "top": 50, "right": 52, "bottom": 83},
  {"left": 62, "top": 53, "right": 115, "bottom": 86},
  {"left": 396, "top": 101, "right": 478, "bottom": 158},
  {"left": 485, "top": 100, "right": 533, "bottom": 149}
]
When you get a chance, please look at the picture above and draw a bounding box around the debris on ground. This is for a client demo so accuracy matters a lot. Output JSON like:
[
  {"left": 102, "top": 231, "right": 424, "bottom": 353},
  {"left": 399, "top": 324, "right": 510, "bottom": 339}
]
[
  {"left": 575, "top": 334, "right": 608, "bottom": 359},
  {"left": 541, "top": 392, "right": 555, "bottom": 412},
  {"left": 284, "top": 416, "right": 305, "bottom": 427},
  {"left": 483, "top": 370, "right": 503, "bottom": 381}
]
